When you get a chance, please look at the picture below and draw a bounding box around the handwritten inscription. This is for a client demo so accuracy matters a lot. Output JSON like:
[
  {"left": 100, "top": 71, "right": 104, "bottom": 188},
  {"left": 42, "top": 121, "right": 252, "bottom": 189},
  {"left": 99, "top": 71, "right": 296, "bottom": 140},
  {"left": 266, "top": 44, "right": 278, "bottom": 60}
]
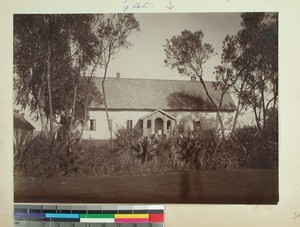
[
  {"left": 123, "top": 0, "right": 153, "bottom": 12},
  {"left": 123, "top": 0, "right": 176, "bottom": 12},
  {"left": 293, "top": 212, "right": 300, "bottom": 219},
  {"left": 166, "top": 1, "right": 174, "bottom": 9}
]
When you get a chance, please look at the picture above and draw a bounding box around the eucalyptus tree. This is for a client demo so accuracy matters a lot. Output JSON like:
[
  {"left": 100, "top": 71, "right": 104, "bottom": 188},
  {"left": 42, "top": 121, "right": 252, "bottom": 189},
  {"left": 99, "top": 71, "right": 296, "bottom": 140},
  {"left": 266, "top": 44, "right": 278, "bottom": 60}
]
[
  {"left": 163, "top": 30, "right": 228, "bottom": 138},
  {"left": 93, "top": 14, "right": 140, "bottom": 144},
  {"left": 216, "top": 13, "right": 278, "bottom": 132},
  {"left": 14, "top": 14, "right": 99, "bottom": 140}
]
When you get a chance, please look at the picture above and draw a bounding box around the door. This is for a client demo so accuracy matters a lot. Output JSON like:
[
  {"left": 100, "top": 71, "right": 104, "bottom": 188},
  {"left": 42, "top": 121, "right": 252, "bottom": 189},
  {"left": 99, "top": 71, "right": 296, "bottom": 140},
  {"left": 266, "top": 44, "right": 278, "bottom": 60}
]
[{"left": 154, "top": 117, "right": 163, "bottom": 134}]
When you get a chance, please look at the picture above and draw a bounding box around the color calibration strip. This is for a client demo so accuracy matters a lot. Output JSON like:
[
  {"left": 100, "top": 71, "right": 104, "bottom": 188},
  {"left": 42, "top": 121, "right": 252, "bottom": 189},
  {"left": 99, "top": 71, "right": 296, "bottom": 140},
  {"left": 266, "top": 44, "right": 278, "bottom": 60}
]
[{"left": 14, "top": 205, "right": 164, "bottom": 225}]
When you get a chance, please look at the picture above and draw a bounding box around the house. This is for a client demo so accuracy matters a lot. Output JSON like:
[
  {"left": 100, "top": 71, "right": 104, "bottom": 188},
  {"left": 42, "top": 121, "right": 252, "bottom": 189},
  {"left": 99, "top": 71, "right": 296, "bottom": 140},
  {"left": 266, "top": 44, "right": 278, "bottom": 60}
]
[
  {"left": 14, "top": 111, "right": 35, "bottom": 156},
  {"left": 82, "top": 74, "right": 236, "bottom": 140}
]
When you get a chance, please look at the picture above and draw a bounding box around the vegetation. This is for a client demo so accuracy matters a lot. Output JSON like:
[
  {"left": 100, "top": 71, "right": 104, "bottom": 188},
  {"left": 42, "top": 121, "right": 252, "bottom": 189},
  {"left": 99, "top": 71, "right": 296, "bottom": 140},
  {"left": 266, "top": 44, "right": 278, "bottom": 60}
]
[
  {"left": 215, "top": 13, "right": 278, "bottom": 132},
  {"left": 93, "top": 14, "right": 140, "bottom": 144},
  {"left": 163, "top": 13, "right": 278, "bottom": 136},
  {"left": 15, "top": 108, "right": 277, "bottom": 179},
  {"left": 13, "top": 14, "right": 140, "bottom": 165}
]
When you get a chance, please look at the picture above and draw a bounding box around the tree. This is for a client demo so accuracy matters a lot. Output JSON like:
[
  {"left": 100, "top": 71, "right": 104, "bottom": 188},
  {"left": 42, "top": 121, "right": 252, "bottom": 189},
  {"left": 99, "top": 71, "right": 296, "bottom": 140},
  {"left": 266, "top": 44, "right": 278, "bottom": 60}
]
[
  {"left": 217, "top": 13, "right": 278, "bottom": 132},
  {"left": 14, "top": 14, "right": 99, "bottom": 140},
  {"left": 214, "top": 34, "right": 252, "bottom": 132},
  {"left": 93, "top": 14, "right": 140, "bottom": 144},
  {"left": 164, "top": 30, "right": 227, "bottom": 138}
]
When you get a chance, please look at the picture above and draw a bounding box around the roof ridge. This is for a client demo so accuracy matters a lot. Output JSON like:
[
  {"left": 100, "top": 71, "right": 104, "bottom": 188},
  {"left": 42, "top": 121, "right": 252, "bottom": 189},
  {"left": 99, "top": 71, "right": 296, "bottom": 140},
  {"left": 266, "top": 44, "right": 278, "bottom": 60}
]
[{"left": 92, "top": 76, "right": 215, "bottom": 83}]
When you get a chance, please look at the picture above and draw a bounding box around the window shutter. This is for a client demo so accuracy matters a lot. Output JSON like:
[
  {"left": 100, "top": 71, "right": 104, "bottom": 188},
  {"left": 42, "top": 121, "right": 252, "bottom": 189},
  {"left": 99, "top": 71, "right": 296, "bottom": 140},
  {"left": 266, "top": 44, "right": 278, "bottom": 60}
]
[{"left": 127, "top": 120, "right": 133, "bottom": 130}]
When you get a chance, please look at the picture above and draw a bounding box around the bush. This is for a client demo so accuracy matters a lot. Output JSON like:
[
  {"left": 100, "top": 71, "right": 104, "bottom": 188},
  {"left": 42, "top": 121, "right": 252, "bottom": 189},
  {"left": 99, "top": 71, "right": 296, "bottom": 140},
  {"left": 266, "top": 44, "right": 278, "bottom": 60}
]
[
  {"left": 228, "top": 124, "right": 278, "bottom": 169},
  {"left": 15, "top": 133, "right": 86, "bottom": 179},
  {"left": 113, "top": 128, "right": 176, "bottom": 174},
  {"left": 15, "top": 113, "right": 278, "bottom": 180}
]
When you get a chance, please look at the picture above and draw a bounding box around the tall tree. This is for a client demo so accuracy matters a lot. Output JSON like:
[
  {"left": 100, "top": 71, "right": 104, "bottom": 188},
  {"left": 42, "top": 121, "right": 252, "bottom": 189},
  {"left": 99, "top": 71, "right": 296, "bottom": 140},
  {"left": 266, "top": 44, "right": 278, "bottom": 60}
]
[
  {"left": 217, "top": 13, "right": 278, "bottom": 132},
  {"left": 94, "top": 14, "right": 140, "bottom": 144},
  {"left": 14, "top": 14, "right": 99, "bottom": 140},
  {"left": 164, "top": 30, "right": 227, "bottom": 138},
  {"left": 214, "top": 35, "right": 251, "bottom": 132}
]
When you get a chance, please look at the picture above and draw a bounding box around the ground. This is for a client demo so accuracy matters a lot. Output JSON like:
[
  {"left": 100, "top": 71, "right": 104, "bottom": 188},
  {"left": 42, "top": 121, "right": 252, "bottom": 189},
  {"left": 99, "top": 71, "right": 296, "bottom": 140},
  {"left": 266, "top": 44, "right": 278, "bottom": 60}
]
[{"left": 14, "top": 169, "right": 278, "bottom": 204}]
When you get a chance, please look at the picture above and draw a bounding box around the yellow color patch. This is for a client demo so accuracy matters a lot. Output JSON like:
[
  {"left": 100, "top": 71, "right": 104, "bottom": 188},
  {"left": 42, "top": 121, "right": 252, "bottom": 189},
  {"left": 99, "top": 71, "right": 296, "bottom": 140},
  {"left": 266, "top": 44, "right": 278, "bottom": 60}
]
[{"left": 114, "top": 214, "right": 149, "bottom": 219}]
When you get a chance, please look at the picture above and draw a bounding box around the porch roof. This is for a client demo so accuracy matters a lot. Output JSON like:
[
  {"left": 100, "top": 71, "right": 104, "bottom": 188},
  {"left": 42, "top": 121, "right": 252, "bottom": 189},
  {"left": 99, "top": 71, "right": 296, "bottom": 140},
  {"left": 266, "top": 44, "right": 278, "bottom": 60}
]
[{"left": 140, "top": 109, "right": 176, "bottom": 120}]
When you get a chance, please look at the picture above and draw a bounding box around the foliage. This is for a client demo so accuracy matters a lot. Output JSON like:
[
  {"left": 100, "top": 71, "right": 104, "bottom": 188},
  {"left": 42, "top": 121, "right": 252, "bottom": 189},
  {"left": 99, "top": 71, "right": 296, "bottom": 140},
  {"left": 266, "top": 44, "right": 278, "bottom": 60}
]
[
  {"left": 93, "top": 14, "right": 140, "bottom": 143},
  {"left": 56, "top": 76, "right": 102, "bottom": 128},
  {"left": 164, "top": 30, "right": 227, "bottom": 138},
  {"left": 13, "top": 14, "right": 98, "bottom": 119},
  {"left": 15, "top": 134, "right": 85, "bottom": 179},
  {"left": 216, "top": 13, "right": 278, "bottom": 132},
  {"left": 15, "top": 116, "right": 278, "bottom": 180},
  {"left": 164, "top": 30, "right": 214, "bottom": 77}
]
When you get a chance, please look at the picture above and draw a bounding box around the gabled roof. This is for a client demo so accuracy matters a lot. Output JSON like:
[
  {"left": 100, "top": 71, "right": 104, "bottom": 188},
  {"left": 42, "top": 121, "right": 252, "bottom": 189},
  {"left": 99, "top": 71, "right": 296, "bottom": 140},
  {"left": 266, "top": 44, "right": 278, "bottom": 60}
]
[
  {"left": 90, "top": 77, "right": 236, "bottom": 112},
  {"left": 140, "top": 109, "right": 176, "bottom": 120},
  {"left": 14, "top": 112, "right": 35, "bottom": 130}
]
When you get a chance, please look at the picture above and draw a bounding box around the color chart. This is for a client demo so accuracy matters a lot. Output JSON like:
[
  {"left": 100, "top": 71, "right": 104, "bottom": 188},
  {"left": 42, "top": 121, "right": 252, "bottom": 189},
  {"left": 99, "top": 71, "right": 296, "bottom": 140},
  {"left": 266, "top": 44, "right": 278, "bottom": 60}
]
[{"left": 14, "top": 205, "right": 164, "bottom": 226}]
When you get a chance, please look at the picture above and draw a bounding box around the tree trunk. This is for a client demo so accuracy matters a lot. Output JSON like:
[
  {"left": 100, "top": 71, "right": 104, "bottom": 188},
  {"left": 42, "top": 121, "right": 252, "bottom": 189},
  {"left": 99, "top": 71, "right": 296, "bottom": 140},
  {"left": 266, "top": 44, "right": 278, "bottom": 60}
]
[
  {"left": 69, "top": 74, "right": 78, "bottom": 139},
  {"left": 37, "top": 86, "right": 49, "bottom": 138},
  {"left": 79, "top": 97, "right": 89, "bottom": 143},
  {"left": 198, "top": 77, "right": 225, "bottom": 138},
  {"left": 78, "top": 57, "right": 101, "bottom": 143},
  {"left": 216, "top": 111, "right": 225, "bottom": 138},
  {"left": 261, "top": 88, "right": 267, "bottom": 130},
  {"left": 231, "top": 101, "right": 243, "bottom": 133},
  {"left": 102, "top": 55, "right": 113, "bottom": 146},
  {"left": 253, "top": 105, "right": 261, "bottom": 132},
  {"left": 102, "top": 77, "right": 113, "bottom": 146},
  {"left": 46, "top": 42, "right": 53, "bottom": 140}
]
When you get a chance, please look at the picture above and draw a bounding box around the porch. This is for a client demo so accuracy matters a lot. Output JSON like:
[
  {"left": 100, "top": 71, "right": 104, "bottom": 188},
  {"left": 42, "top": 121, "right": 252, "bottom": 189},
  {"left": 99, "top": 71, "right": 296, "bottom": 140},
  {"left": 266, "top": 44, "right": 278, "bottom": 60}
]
[{"left": 139, "top": 109, "right": 176, "bottom": 136}]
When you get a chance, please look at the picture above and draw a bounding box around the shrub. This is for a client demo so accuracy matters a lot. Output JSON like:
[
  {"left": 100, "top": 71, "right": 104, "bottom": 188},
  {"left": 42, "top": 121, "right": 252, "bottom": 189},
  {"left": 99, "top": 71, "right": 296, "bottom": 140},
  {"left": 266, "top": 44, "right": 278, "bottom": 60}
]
[
  {"left": 228, "top": 123, "right": 278, "bottom": 169},
  {"left": 15, "top": 133, "right": 86, "bottom": 179},
  {"left": 15, "top": 113, "right": 278, "bottom": 180}
]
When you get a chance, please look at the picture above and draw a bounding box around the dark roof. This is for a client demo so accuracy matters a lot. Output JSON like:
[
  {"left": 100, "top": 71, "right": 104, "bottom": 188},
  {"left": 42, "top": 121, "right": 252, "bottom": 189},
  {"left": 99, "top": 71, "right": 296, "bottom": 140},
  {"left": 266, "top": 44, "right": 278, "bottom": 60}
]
[
  {"left": 91, "top": 77, "right": 236, "bottom": 111},
  {"left": 14, "top": 112, "right": 35, "bottom": 130}
]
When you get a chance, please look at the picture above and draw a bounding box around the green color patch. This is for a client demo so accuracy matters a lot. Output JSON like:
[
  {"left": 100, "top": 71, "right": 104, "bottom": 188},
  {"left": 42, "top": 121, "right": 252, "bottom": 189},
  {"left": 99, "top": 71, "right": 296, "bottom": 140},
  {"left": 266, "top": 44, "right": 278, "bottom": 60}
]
[{"left": 79, "top": 214, "right": 114, "bottom": 218}]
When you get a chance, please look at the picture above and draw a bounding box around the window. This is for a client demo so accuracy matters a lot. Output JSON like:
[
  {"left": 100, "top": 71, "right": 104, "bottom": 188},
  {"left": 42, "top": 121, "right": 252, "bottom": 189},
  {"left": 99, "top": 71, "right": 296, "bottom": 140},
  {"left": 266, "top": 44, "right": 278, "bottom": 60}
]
[
  {"left": 167, "top": 120, "right": 171, "bottom": 132},
  {"left": 193, "top": 120, "right": 201, "bottom": 132},
  {"left": 147, "top": 119, "right": 151, "bottom": 129},
  {"left": 89, "top": 119, "right": 96, "bottom": 131},
  {"left": 127, "top": 120, "right": 133, "bottom": 130},
  {"left": 140, "top": 120, "right": 143, "bottom": 129}
]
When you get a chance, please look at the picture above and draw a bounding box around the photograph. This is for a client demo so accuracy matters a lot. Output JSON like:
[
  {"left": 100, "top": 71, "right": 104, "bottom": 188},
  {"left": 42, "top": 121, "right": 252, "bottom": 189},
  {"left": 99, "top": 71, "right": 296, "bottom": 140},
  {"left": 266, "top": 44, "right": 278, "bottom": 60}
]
[{"left": 13, "top": 12, "right": 278, "bottom": 204}]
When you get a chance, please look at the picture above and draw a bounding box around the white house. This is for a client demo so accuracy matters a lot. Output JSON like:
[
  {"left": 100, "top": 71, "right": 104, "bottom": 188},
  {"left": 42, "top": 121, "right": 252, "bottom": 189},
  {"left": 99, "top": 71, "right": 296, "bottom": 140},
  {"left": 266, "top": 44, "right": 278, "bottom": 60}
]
[{"left": 82, "top": 74, "right": 236, "bottom": 140}]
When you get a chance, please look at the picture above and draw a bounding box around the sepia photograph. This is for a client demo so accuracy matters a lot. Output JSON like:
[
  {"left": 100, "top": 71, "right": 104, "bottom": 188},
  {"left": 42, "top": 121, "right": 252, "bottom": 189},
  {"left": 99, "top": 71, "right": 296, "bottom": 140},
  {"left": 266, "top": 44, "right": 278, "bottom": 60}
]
[{"left": 13, "top": 12, "right": 278, "bottom": 204}]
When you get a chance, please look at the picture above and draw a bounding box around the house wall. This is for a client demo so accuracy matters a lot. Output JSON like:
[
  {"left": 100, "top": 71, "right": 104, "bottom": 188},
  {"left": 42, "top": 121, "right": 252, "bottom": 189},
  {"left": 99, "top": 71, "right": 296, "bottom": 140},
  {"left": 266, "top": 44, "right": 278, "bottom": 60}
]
[
  {"left": 83, "top": 110, "right": 152, "bottom": 140},
  {"left": 168, "top": 111, "right": 235, "bottom": 134},
  {"left": 83, "top": 110, "right": 235, "bottom": 140}
]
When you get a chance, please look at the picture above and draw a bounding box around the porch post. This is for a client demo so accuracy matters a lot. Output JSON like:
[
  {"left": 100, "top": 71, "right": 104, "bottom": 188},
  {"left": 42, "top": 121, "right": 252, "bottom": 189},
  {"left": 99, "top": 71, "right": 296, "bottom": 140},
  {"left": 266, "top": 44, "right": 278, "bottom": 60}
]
[
  {"left": 142, "top": 119, "right": 147, "bottom": 136},
  {"left": 151, "top": 115, "right": 155, "bottom": 135},
  {"left": 163, "top": 115, "right": 167, "bottom": 134}
]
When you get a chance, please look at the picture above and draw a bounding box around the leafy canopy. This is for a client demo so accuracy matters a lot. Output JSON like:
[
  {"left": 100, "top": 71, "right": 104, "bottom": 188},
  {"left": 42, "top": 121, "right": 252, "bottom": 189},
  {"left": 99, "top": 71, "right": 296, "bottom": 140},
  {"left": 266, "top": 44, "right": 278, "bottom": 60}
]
[{"left": 164, "top": 30, "right": 214, "bottom": 77}]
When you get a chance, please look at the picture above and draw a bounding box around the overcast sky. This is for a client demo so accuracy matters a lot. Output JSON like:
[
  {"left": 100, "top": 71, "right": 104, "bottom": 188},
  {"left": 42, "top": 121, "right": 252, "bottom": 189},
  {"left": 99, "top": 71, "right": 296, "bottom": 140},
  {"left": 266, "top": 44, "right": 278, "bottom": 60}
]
[{"left": 104, "top": 13, "right": 243, "bottom": 81}]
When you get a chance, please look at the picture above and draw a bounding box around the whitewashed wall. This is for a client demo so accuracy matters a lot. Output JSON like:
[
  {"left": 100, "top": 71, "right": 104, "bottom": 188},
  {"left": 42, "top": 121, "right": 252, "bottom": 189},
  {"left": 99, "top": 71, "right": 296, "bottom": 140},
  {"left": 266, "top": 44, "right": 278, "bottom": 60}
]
[
  {"left": 83, "top": 110, "right": 235, "bottom": 140},
  {"left": 83, "top": 110, "right": 152, "bottom": 139},
  {"left": 169, "top": 111, "right": 235, "bottom": 134}
]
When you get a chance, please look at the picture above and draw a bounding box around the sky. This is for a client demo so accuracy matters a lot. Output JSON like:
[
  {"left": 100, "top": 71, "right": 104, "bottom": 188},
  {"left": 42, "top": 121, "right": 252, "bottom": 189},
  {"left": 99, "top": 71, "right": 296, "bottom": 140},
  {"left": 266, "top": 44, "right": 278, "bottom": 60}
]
[{"left": 103, "top": 13, "right": 243, "bottom": 81}]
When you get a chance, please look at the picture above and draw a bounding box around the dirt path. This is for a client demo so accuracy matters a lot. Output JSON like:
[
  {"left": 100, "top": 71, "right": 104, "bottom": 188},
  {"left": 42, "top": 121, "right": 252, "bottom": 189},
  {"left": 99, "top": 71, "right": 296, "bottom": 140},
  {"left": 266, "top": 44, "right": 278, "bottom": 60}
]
[{"left": 14, "top": 169, "right": 278, "bottom": 204}]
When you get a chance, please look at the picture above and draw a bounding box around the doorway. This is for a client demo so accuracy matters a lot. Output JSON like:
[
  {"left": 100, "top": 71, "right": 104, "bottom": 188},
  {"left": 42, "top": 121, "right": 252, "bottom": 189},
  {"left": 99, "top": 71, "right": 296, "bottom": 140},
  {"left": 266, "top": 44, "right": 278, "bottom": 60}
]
[{"left": 154, "top": 118, "right": 163, "bottom": 134}]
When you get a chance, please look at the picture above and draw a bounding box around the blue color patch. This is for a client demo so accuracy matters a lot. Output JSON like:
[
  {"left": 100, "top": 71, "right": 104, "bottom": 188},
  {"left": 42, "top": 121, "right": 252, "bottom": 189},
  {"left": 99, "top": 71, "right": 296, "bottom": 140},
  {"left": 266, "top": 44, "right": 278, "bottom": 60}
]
[{"left": 45, "top": 213, "right": 79, "bottom": 219}]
